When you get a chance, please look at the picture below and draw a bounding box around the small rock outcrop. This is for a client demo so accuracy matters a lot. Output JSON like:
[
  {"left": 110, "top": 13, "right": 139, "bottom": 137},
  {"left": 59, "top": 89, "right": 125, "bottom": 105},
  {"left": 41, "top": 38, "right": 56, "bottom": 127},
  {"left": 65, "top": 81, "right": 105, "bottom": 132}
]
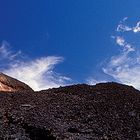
[{"left": 0, "top": 73, "right": 33, "bottom": 92}]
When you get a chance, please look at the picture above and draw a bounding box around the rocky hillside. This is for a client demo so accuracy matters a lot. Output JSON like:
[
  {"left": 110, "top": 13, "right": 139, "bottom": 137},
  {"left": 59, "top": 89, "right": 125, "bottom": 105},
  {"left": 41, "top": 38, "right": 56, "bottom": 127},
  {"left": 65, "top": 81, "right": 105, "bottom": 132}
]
[
  {"left": 0, "top": 81, "right": 139, "bottom": 139},
  {"left": 0, "top": 73, "right": 33, "bottom": 92}
]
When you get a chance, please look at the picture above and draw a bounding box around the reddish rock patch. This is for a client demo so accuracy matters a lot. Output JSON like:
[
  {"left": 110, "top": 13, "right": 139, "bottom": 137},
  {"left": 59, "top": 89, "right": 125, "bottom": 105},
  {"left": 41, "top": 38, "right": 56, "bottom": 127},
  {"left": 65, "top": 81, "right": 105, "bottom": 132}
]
[{"left": 0, "top": 73, "right": 33, "bottom": 92}]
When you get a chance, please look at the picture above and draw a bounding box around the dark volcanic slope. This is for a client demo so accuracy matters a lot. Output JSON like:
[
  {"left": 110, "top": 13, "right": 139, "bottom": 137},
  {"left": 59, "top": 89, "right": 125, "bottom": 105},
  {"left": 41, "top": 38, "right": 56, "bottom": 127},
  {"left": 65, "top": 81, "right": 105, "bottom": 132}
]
[{"left": 0, "top": 82, "right": 139, "bottom": 139}]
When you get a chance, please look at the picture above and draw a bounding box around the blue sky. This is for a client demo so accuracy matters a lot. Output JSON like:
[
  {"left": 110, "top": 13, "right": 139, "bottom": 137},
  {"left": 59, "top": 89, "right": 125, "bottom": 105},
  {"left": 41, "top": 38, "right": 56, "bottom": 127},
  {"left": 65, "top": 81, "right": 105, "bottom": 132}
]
[{"left": 1, "top": 0, "right": 140, "bottom": 90}]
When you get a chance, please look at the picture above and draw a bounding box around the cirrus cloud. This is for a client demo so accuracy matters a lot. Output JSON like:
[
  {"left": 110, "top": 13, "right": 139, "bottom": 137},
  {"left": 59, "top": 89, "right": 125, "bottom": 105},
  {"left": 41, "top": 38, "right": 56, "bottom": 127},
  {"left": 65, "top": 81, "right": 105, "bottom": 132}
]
[
  {"left": 0, "top": 41, "right": 71, "bottom": 91},
  {"left": 117, "top": 17, "right": 140, "bottom": 33},
  {"left": 103, "top": 18, "right": 140, "bottom": 89},
  {"left": 87, "top": 18, "right": 140, "bottom": 90}
]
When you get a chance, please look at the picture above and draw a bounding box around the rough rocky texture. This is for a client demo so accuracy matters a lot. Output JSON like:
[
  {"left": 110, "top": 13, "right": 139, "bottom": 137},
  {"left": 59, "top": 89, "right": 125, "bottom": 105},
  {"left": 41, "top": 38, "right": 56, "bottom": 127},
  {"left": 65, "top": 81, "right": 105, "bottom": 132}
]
[
  {"left": 0, "top": 73, "right": 33, "bottom": 92},
  {"left": 0, "top": 82, "right": 139, "bottom": 139}
]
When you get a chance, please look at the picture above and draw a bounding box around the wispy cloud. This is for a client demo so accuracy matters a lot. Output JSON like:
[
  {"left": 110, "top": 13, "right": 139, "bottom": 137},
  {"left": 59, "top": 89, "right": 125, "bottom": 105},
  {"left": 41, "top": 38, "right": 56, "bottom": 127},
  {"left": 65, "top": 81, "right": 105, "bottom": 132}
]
[
  {"left": 0, "top": 41, "right": 71, "bottom": 91},
  {"left": 87, "top": 18, "right": 140, "bottom": 89},
  {"left": 103, "top": 18, "right": 140, "bottom": 89},
  {"left": 0, "top": 41, "right": 21, "bottom": 61},
  {"left": 116, "top": 36, "right": 125, "bottom": 46},
  {"left": 117, "top": 18, "right": 140, "bottom": 33},
  {"left": 115, "top": 36, "right": 135, "bottom": 52}
]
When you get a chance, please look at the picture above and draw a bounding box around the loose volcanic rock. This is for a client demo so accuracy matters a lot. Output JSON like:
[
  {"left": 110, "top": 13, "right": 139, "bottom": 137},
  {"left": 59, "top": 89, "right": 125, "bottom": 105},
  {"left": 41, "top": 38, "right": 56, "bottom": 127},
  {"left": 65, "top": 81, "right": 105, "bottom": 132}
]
[
  {"left": 0, "top": 73, "right": 33, "bottom": 92},
  {"left": 0, "top": 82, "right": 139, "bottom": 139}
]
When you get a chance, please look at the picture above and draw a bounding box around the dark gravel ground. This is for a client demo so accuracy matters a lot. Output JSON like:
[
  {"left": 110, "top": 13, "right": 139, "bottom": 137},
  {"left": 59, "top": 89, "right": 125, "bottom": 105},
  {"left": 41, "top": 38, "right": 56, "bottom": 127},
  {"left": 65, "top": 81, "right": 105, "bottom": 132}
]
[{"left": 0, "top": 82, "right": 139, "bottom": 140}]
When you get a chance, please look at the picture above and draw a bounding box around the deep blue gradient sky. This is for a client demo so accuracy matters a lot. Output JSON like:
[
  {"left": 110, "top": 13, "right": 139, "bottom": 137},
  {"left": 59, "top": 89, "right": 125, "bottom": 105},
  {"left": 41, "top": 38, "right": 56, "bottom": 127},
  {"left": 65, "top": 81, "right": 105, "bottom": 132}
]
[{"left": 1, "top": 0, "right": 140, "bottom": 89}]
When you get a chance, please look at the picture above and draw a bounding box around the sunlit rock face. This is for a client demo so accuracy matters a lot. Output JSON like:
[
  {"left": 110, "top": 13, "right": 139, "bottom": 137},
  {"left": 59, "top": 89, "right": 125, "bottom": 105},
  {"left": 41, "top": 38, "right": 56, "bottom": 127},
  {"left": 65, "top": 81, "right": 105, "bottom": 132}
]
[{"left": 0, "top": 73, "right": 33, "bottom": 92}]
